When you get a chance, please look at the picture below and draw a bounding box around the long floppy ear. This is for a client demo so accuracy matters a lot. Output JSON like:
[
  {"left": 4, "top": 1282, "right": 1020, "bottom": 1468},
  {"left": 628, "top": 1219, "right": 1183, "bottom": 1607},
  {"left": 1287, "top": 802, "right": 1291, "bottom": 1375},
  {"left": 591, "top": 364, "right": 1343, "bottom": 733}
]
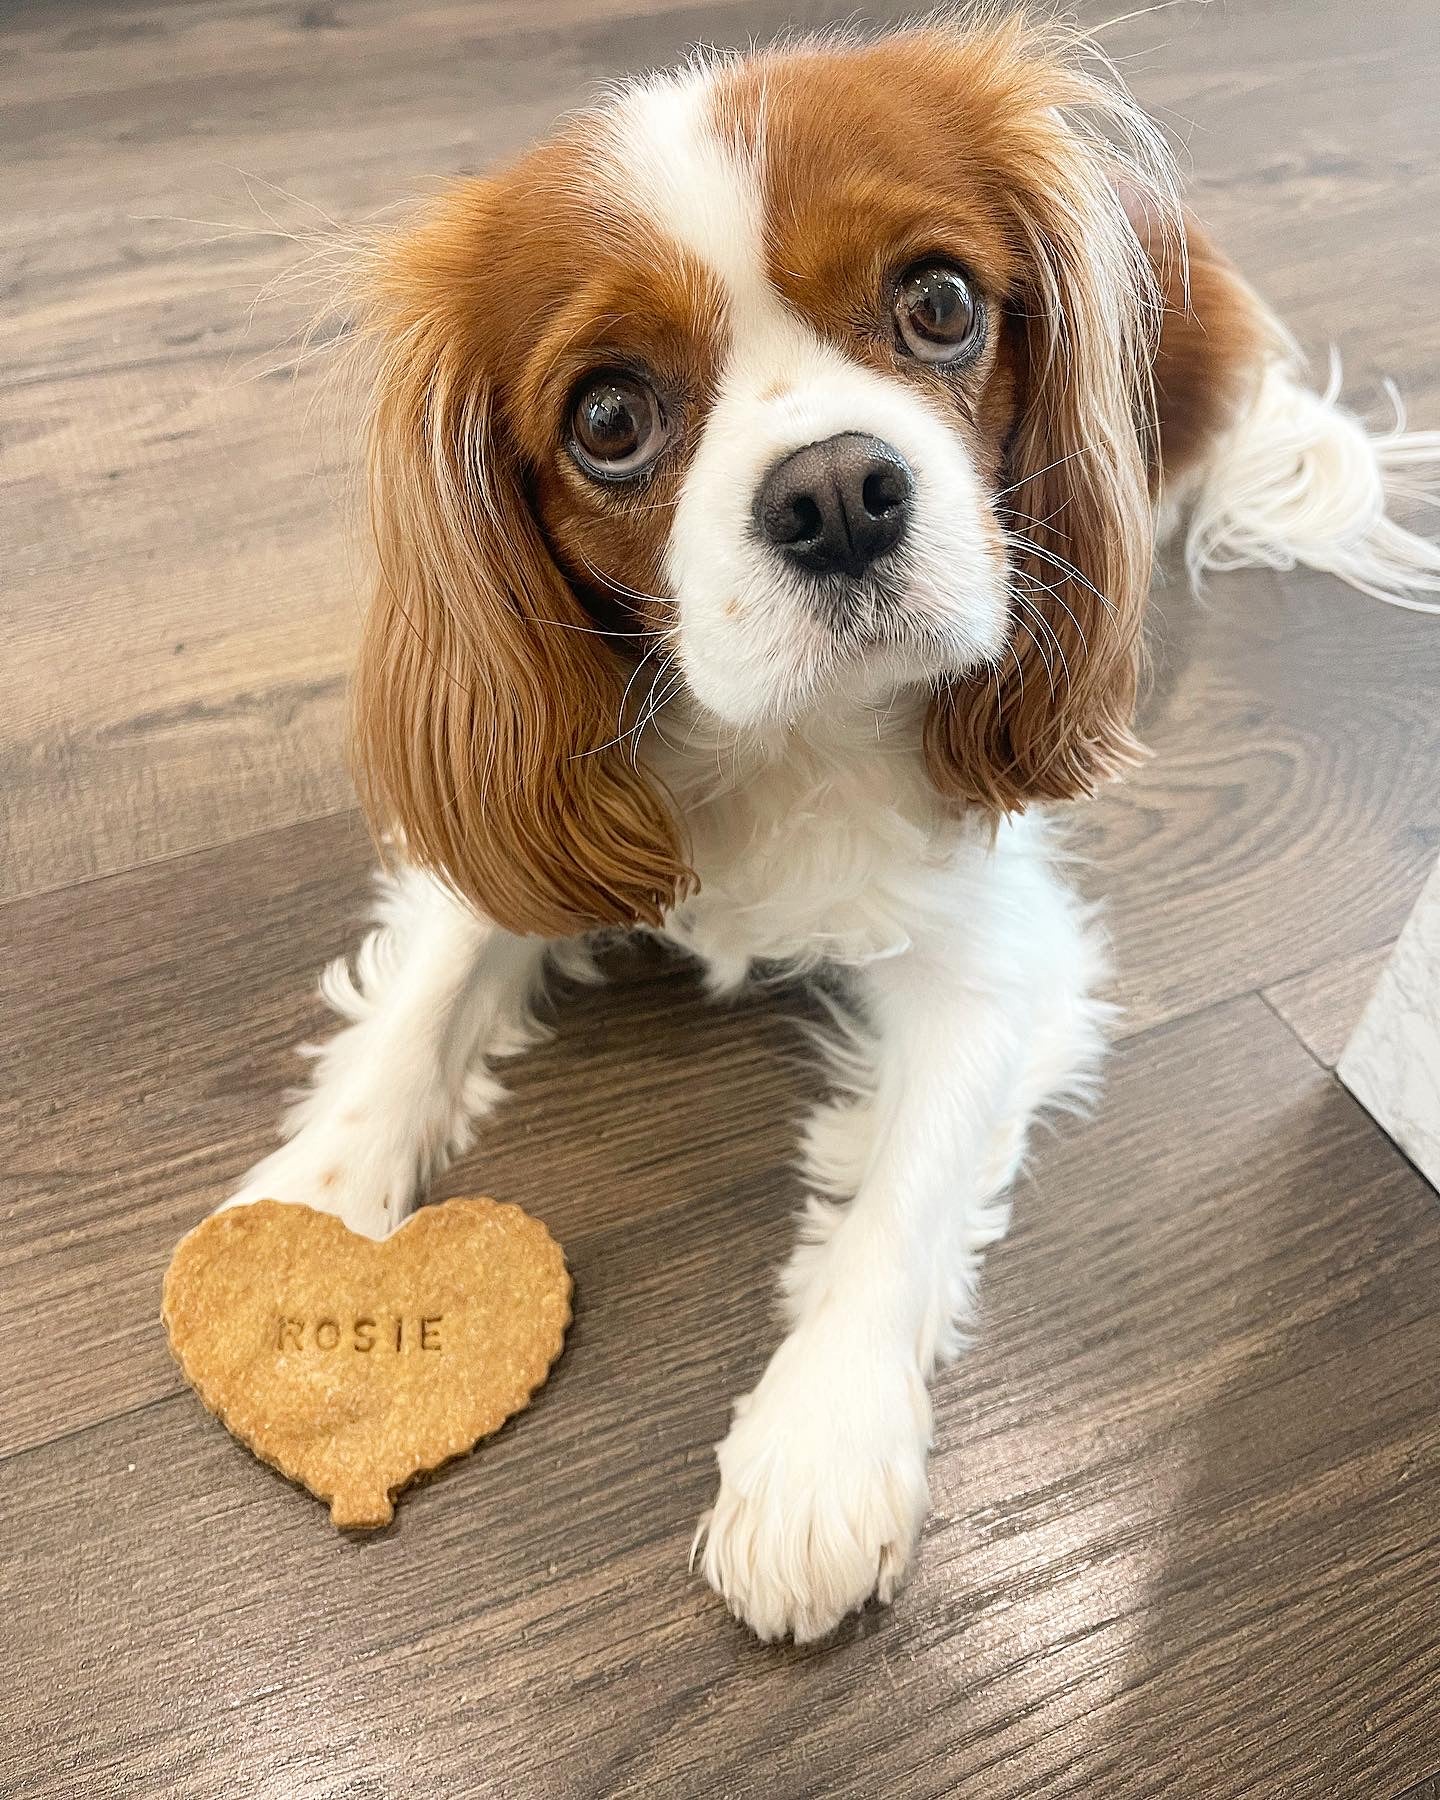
[
  {"left": 924, "top": 36, "right": 1171, "bottom": 811},
  {"left": 350, "top": 217, "right": 691, "bottom": 937}
]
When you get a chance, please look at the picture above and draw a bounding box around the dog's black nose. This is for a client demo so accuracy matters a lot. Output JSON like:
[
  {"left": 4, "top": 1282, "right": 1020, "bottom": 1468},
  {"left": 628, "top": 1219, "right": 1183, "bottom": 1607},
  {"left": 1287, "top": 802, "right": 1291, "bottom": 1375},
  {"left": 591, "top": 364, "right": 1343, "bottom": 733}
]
[{"left": 755, "top": 433, "right": 913, "bottom": 579}]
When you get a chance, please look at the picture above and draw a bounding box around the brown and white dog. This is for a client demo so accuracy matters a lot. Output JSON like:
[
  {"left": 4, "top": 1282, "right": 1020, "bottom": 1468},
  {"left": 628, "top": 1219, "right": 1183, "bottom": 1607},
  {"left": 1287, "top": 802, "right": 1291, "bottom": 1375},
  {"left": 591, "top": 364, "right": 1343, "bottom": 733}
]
[{"left": 225, "top": 14, "right": 1440, "bottom": 1640}]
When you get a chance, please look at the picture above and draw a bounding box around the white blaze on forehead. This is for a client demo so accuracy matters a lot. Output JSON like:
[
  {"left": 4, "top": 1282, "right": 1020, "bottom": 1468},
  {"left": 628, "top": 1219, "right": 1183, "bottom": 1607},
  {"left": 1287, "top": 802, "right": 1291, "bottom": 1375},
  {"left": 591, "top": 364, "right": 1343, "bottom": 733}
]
[
  {"left": 598, "top": 63, "right": 901, "bottom": 411},
  {"left": 599, "top": 61, "right": 773, "bottom": 327}
]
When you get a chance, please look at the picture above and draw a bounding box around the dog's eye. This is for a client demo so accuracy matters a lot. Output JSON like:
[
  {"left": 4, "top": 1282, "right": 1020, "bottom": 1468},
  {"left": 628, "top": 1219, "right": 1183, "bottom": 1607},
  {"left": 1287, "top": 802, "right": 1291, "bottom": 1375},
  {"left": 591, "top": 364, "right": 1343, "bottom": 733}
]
[
  {"left": 893, "top": 261, "right": 984, "bottom": 365},
  {"left": 570, "top": 371, "right": 666, "bottom": 480}
]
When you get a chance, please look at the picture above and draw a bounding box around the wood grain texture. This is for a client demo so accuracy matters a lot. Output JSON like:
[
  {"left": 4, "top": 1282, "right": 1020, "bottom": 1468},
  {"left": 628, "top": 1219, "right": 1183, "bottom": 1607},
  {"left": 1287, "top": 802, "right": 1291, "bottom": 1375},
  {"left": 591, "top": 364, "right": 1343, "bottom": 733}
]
[
  {"left": 1097, "top": 564, "right": 1440, "bottom": 1035},
  {"left": 1265, "top": 942, "right": 1395, "bottom": 1068},
  {"left": 5, "top": 0, "right": 1440, "bottom": 1794}
]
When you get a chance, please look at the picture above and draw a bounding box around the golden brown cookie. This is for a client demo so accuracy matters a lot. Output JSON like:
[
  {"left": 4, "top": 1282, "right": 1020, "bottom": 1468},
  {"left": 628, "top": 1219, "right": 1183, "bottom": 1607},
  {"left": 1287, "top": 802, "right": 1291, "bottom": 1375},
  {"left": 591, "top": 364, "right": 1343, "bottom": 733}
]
[{"left": 162, "top": 1197, "right": 571, "bottom": 1528}]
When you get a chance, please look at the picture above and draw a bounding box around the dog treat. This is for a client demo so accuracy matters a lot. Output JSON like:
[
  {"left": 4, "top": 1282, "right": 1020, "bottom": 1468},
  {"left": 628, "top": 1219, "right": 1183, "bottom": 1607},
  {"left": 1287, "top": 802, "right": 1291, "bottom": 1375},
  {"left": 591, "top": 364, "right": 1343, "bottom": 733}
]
[{"left": 162, "top": 1197, "right": 571, "bottom": 1528}]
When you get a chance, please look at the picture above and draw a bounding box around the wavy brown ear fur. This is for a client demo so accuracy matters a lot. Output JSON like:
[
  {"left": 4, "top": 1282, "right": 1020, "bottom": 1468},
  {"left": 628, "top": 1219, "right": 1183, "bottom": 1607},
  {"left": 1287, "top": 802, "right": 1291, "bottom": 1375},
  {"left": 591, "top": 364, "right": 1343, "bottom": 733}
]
[
  {"left": 351, "top": 197, "right": 690, "bottom": 936},
  {"left": 923, "top": 24, "right": 1169, "bottom": 811}
]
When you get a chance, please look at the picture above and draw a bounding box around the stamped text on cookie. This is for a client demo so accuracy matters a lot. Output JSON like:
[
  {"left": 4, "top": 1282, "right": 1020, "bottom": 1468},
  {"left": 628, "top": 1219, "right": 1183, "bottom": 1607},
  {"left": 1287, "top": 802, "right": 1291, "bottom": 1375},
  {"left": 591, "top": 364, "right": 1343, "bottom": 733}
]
[{"left": 275, "top": 1315, "right": 444, "bottom": 1353}]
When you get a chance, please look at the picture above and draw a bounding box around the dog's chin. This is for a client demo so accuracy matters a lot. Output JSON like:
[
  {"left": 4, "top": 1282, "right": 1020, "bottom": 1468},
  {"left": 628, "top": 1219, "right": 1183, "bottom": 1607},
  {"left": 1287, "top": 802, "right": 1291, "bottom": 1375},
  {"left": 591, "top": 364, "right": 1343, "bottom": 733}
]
[
  {"left": 789, "top": 579, "right": 1007, "bottom": 710},
  {"left": 807, "top": 640, "right": 978, "bottom": 715},
  {"left": 689, "top": 628, "right": 997, "bottom": 739}
]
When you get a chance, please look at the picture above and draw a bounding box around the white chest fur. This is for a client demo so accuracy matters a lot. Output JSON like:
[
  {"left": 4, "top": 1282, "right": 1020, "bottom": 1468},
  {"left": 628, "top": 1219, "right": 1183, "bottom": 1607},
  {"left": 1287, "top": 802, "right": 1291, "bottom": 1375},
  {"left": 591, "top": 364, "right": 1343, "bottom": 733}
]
[{"left": 649, "top": 702, "right": 1011, "bottom": 990}]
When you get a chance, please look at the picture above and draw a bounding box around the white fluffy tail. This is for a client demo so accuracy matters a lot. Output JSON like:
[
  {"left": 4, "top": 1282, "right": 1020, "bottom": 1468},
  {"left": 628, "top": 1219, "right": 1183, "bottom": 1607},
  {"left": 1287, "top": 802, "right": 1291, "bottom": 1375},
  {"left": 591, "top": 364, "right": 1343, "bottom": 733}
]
[{"left": 1179, "top": 354, "right": 1440, "bottom": 615}]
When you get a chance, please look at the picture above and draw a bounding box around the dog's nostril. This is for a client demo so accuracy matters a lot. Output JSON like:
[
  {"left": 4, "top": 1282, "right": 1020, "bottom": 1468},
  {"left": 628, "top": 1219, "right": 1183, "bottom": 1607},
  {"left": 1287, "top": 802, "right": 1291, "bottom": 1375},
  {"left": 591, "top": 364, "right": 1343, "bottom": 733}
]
[
  {"left": 862, "top": 465, "right": 909, "bottom": 518},
  {"left": 779, "top": 494, "right": 824, "bottom": 546}
]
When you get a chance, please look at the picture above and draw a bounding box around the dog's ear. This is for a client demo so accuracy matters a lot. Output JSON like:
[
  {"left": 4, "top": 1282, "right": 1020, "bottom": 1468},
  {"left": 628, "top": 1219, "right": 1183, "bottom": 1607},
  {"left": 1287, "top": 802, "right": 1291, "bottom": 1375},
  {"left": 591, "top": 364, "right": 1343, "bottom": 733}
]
[
  {"left": 922, "top": 30, "right": 1164, "bottom": 812},
  {"left": 1120, "top": 185, "right": 1281, "bottom": 491},
  {"left": 350, "top": 193, "right": 691, "bottom": 936}
]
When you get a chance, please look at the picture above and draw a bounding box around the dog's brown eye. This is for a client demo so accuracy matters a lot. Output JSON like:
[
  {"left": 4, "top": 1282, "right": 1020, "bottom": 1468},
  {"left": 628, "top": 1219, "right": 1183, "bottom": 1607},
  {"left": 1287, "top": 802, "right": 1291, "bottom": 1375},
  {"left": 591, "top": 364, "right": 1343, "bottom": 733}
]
[
  {"left": 893, "top": 261, "right": 984, "bottom": 365},
  {"left": 570, "top": 371, "right": 666, "bottom": 480}
]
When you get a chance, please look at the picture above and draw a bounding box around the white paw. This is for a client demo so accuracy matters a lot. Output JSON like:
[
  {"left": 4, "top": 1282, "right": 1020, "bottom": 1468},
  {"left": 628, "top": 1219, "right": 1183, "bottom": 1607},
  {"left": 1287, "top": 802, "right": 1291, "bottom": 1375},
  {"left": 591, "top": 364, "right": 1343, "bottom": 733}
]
[
  {"left": 696, "top": 1330, "right": 932, "bottom": 1643},
  {"left": 219, "top": 1121, "right": 417, "bottom": 1239}
]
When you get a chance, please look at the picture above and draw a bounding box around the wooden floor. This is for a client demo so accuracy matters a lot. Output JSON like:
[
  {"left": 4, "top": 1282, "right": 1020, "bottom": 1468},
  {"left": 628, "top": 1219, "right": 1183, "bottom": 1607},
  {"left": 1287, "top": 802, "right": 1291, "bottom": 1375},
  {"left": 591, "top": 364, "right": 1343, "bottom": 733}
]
[{"left": 5, "top": 0, "right": 1440, "bottom": 1794}]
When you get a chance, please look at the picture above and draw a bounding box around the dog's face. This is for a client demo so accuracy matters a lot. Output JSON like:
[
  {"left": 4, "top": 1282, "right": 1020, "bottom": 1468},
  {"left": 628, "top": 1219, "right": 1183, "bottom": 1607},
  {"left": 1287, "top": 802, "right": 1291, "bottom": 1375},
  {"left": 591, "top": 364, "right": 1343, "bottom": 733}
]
[
  {"left": 354, "top": 21, "right": 1170, "bottom": 933},
  {"left": 547, "top": 64, "right": 1023, "bottom": 731}
]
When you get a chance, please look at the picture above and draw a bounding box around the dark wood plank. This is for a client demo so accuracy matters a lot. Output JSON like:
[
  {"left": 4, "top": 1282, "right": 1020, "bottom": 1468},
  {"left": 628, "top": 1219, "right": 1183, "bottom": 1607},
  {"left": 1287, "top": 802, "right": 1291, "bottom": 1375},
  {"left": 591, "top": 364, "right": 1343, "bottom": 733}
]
[
  {"left": 1264, "top": 942, "right": 1392, "bottom": 1068},
  {"left": 1098, "top": 563, "right": 1440, "bottom": 1035},
  {"left": 5, "top": 996, "right": 1438, "bottom": 1799}
]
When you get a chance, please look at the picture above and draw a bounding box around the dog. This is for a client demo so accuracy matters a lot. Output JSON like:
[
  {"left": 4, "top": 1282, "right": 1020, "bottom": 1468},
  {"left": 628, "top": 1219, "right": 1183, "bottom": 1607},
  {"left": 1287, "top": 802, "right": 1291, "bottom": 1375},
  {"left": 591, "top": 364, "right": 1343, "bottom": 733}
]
[{"left": 224, "top": 13, "right": 1440, "bottom": 1641}]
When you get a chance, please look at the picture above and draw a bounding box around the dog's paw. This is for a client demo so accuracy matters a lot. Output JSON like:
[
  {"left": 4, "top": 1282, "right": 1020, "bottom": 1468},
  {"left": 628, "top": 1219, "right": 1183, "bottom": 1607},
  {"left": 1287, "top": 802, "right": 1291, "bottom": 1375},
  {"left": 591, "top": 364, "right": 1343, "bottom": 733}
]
[
  {"left": 695, "top": 1330, "right": 932, "bottom": 1643},
  {"left": 218, "top": 1123, "right": 416, "bottom": 1240}
]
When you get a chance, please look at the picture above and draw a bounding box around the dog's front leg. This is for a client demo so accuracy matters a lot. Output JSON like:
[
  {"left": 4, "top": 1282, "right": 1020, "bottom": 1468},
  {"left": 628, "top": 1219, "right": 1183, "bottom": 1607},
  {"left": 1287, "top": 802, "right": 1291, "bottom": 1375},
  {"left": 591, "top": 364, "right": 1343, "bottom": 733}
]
[
  {"left": 698, "top": 876, "right": 1104, "bottom": 1642},
  {"left": 221, "top": 865, "right": 558, "bottom": 1238}
]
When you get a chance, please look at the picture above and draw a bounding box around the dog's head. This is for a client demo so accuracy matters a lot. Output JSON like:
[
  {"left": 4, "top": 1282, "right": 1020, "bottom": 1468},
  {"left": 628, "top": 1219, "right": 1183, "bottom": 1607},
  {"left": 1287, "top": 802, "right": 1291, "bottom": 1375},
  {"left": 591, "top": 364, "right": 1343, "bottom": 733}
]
[{"left": 353, "top": 17, "right": 1174, "bottom": 933}]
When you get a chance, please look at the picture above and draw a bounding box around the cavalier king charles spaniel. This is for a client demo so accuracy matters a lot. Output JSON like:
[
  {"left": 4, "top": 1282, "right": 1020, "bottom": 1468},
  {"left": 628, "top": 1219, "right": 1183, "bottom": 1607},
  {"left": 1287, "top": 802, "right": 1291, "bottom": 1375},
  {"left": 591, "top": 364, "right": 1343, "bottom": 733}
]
[{"left": 225, "top": 14, "right": 1440, "bottom": 1641}]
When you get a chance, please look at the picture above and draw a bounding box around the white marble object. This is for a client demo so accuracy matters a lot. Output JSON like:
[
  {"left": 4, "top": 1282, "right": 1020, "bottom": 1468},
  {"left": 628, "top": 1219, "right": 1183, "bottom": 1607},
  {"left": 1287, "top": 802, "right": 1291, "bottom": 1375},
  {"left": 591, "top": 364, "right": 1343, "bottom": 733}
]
[{"left": 1340, "top": 860, "right": 1440, "bottom": 1191}]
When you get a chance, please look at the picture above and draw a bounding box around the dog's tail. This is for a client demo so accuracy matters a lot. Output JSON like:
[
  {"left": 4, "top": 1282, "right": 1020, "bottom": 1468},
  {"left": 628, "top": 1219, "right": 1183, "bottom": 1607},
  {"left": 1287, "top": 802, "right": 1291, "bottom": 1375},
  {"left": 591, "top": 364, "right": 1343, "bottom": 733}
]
[{"left": 1173, "top": 348, "right": 1440, "bottom": 614}]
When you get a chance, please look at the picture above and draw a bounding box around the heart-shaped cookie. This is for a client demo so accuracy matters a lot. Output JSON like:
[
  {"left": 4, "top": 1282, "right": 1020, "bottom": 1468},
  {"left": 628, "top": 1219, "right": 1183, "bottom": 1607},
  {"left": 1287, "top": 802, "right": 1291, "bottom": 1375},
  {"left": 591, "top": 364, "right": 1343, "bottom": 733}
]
[{"left": 162, "top": 1197, "right": 571, "bottom": 1528}]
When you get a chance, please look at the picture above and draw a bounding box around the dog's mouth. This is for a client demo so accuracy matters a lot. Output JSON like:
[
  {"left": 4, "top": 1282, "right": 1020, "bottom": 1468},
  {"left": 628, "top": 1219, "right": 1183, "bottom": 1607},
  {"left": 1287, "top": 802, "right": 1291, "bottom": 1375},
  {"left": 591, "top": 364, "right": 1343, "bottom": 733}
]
[
  {"left": 804, "top": 566, "right": 1003, "bottom": 686},
  {"left": 800, "top": 566, "right": 915, "bottom": 644}
]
